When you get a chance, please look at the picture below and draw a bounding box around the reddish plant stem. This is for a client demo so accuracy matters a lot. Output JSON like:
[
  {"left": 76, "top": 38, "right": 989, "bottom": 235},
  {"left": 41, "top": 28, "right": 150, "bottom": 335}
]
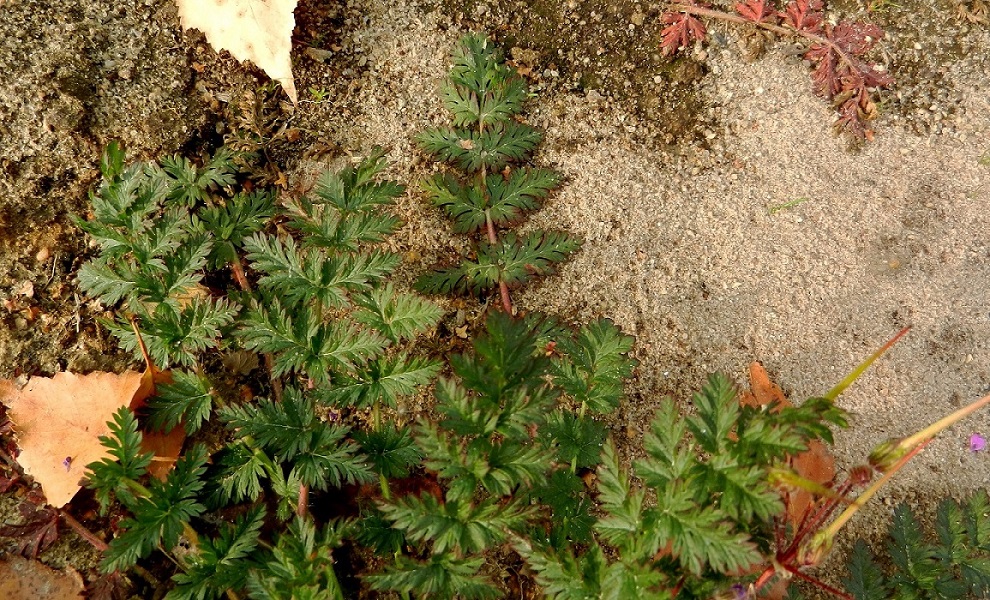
[
  {"left": 667, "top": 3, "right": 863, "bottom": 82},
  {"left": 59, "top": 509, "right": 108, "bottom": 552},
  {"left": 297, "top": 484, "right": 309, "bottom": 518},
  {"left": 485, "top": 211, "right": 513, "bottom": 314},
  {"left": 231, "top": 254, "right": 283, "bottom": 403},
  {"left": 784, "top": 566, "right": 853, "bottom": 600}
]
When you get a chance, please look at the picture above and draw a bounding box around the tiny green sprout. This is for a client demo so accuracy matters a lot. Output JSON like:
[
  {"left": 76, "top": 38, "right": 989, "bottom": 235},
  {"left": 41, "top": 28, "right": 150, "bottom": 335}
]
[
  {"left": 768, "top": 197, "right": 810, "bottom": 215},
  {"left": 307, "top": 86, "right": 330, "bottom": 103},
  {"left": 867, "top": 0, "right": 901, "bottom": 14},
  {"left": 979, "top": 149, "right": 990, "bottom": 167}
]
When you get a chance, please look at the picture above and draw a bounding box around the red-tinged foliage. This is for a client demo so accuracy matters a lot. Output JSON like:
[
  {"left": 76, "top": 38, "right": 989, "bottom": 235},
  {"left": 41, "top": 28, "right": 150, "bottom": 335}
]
[
  {"left": 661, "top": 9, "right": 708, "bottom": 56},
  {"left": 781, "top": 0, "right": 824, "bottom": 32},
  {"left": 0, "top": 502, "right": 60, "bottom": 558},
  {"left": 658, "top": 0, "right": 893, "bottom": 138},
  {"left": 804, "top": 22, "right": 893, "bottom": 136},
  {"left": 736, "top": 0, "right": 777, "bottom": 23}
]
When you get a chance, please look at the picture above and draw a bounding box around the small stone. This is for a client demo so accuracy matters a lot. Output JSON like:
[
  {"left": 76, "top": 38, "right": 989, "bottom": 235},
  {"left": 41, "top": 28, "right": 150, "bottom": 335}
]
[
  {"left": 304, "top": 47, "right": 334, "bottom": 62},
  {"left": 630, "top": 11, "right": 645, "bottom": 26},
  {"left": 35, "top": 247, "right": 51, "bottom": 263},
  {"left": 13, "top": 280, "right": 34, "bottom": 298}
]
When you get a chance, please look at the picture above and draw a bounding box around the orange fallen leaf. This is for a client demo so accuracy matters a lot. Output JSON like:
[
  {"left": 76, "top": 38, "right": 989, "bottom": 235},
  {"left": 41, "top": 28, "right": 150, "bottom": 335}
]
[
  {"left": 0, "top": 369, "right": 182, "bottom": 507},
  {"left": 741, "top": 362, "right": 836, "bottom": 527},
  {"left": 0, "top": 555, "right": 84, "bottom": 600}
]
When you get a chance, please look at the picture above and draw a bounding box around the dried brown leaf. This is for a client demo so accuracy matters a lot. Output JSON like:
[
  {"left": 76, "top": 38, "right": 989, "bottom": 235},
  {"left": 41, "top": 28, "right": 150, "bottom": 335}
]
[
  {"left": 0, "top": 503, "right": 60, "bottom": 559},
  {"left": 741, "top": 362, "right": 836, "bottom": 527},
  {"left": 781, "top": 0, "right": 824, "bottom": 32},
  {"left": 0, "top": 555, "right": 84, "bottom": 600},
  {"left": 176, "top": 0, "right": 299, "bottom": 103},
  {"left": 0, "top": 371, "right": 161, "bottom": 507}
]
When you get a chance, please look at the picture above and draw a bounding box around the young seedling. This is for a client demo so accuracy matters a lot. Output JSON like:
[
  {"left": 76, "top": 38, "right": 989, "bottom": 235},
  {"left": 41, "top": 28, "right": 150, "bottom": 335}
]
[{"left": 414, "top": 34, "right": 580, "bottom": 313}]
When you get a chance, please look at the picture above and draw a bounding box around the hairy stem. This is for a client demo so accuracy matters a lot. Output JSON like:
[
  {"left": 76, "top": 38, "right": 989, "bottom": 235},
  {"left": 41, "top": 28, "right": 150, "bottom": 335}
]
[
  {"left": 59, "top": 509, "right": 108, "bottom": 552},
  {"left": 297, "top": 484, "right": 309, "bottom": 518},
  {"left": 231, "top": 253, "right": 283, "bottom": 403}
]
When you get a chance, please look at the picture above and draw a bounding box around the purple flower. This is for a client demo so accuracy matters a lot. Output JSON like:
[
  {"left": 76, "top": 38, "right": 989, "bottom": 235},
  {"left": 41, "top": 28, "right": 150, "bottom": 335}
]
[{"left": 969, "top": 433, "right": 986, "bottom": 453}]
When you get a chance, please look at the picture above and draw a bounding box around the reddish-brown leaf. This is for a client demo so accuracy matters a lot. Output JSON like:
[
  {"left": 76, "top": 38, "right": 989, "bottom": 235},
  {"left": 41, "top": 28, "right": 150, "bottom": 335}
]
[
  {"left": 660, "top": 11, "right": 708, "bottom": 55},
  {"left": 803, "top": 21, "right": 893, "bottom": 136},
  {"left": 830, "top": 21, "right": 885, "bottom": 56},
  {"left": 0, "top": 555, "right": 84, "bottom": 600},
  {"left": 0, "top": 503, "right": 60, "bottom": 559},
  {"left": 735, "top": 0, "right": 777, "bottom": 23},
  {"left": 781, "top": 0, "right": 823, "bottom": 32},
  {"left": 85, "top": 571, "right": 130, "bottom": 600}
]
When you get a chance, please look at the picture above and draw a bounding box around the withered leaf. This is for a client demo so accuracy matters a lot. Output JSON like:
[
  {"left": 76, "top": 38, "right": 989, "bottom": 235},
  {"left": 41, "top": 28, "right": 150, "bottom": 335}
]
[
  {"left": 0, "top": 503, "right": 60, "bottom": 559},
  {"left": 781, "top": 0, "right": 824, "bottom": 32},
  {"left": 0, "top": 370, "right": 168, "bottom": 507},
  {"left": 0, "top": 555, "right": 84, "bottom": 600},
  {"left": 735, "top": 0, "right": 777, "bottom": 23},
  {"left": 741, "top": 362, "right": 836, "bottom": 528},
  {"left": 176, "top": 0, "right": 299, "bottom": 103}
]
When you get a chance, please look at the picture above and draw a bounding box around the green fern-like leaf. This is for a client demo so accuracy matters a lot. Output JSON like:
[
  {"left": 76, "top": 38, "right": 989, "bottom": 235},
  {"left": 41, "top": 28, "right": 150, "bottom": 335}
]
[
  {"left": 417, "top": 121, "right": 543, "bottom": 173},
  {"left": 160, "top": 148, "right": 240, "bottom": 207},
  {"left": 207, "top": 442, "right": 268, "bottom": 507},
  {"left": 552, "top": 318, "right": 636, "bottom": 414},
  {"left": 441, "top": 33, "right": 528, "bottom": 127},
  {"left": 367, "top": 554, "right": 501, "bottom": 600},
  {"left": 220, "top": 388, "right": 374, "bottom": 491},
  {"left": 416, "top": 417, "right": 549, "bottom": 501},
  {"left": 843, "top": 540, "right": 890, "bottom": 600},
  {"left": 319, "top": 353, "right": 440, "bottom": 409},
  {"left": 356, "top": 509, "right": 407, "bottom": 556},
  {"left": 146, "top": 370, "right": 214, "bottom": 435},
  {"left": 243, "top": 233, "right": 399, "bottom": 311},
  {"left": 542, "top": 410, "right": 607, "bottom": 469},
  {"left": 423, "top": 168, "right": 560, "bottom": 234},
  {"left": 530, "top": 469, "right": 596, "bottom": 549},
  {"left": 109, "top": 296, "right": 239, "bottom": 368},
  {"left": 594, "top": 442, "right": 647, "bottom": 556},
  {"left": 353, "top": 283, "right": 443, "bottom": 343},
  {"left": 686, "top": 373, "right": 739, "bottom": 455},
  {"left": 887, "top": 503, "right": 942, "bottom": 596},
  {"left": 85, "top": 406, "right": 154, "bottom": 513},
  {"left": 246, "top": 517, "right": 352, "bottom": 600},
  {"left": 353, "top": 425, "right": 422, "bottom": 479},
  {"left": 430, "top": 230, "right": 581, "bottom": 295},
  {"left": 283, "top": 149, "right": 403, "bottom": 251},
  {"left": 515, "top": 540, "right": 610, "bottom": 600},
  {"left": 198, "top": 190, "right": 276, "bottom": 268},
  {"left": 238, "top": 299, "right": 387, "bottom": 384},
  {"left": 381, "top": 492, "right": 533, "bottom": 556},
  {"left": 102, "top": 444, "right": 209, "bottom": 573},
  {"left": 167, "top": 506, "right": 264, "bottom": 600},
  {"left": 450, "top": 311, "right": 549, "bottom": 401}
]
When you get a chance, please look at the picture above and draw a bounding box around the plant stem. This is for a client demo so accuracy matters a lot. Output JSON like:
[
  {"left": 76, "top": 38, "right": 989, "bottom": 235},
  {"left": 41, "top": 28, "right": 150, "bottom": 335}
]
[
  {"left": 59, "top": 509, "right": 108, "bottom": 551},
  {"left": 824, "top": 326, "right": 910, "bottom": 401},
  {"left": 230, "top": 253, "right": 283, "bottom": 403},
  {"left": 297, "top": 484, "right": 309, "bottom": 518}
]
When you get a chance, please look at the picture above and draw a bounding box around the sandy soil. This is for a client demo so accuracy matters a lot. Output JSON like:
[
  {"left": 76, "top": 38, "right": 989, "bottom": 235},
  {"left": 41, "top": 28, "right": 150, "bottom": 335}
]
[{"left": 1, "top": 0, "right": 988, "bottom": 595}]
